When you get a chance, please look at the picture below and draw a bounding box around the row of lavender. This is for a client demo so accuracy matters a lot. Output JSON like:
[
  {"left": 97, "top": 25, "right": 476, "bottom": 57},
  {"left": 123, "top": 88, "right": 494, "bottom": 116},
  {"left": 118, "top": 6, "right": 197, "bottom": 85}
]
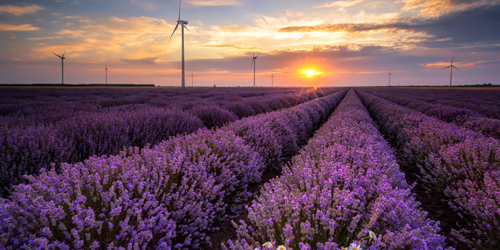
[
  {"left": 0, "top": 88, "right": 312, "bottom": 128},
  {"left": 357, "top": 89, "right": 500, "bottom": 249},
  {"left": 364, "top": 89, "right": 500, "bottom": 140},
  {"left": 366, "top": 88, "right": 500, "bottom": 120},
  {"left": 0, "top": 88, "right": 298, "bottom": 119},
  {"left": 224, "top": 90, "right": 447, "bottom": 249},
  {"left": 0, "top": 89, "right": 348, "bottom": 249},
  {"left": 0, "top": 88, "right": 337, "bottom": 197}
]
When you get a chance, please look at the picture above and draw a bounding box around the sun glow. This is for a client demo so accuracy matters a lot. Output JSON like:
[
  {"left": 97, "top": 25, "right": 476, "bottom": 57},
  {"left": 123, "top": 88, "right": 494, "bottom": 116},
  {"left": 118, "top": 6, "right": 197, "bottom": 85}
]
[
  {"left": 305, "top": 70, "right": 316, "bottom": 77},
  {"left": 300, "top": 68, "right": 322, "bottom": 78}
]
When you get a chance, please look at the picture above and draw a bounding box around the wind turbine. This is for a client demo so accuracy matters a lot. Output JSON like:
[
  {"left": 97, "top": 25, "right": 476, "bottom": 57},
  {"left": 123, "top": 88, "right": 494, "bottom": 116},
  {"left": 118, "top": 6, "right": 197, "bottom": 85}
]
[
  {"left": 251, "top": 52, "right": 258, "bottom": 88},
  {"left": 442, "top": 57, "right": 460, "bottom": 86},
  {"left": 387, "top": 69, "right": 394, "bottom": 87},
  {"left": 52, "top": 51, "right": 66, "bottom": 85},
  {"left": 191, "top": 72, "right": 193, "bottom": 87},
  {"left": 105, "top": 64, "right": 108, "bottom": 85},
  {"left": 271, "top": 74, "right": 274, "bottom": 87},
  {"left": 169, "top": 0, "right": 189, "bottom": 88}
]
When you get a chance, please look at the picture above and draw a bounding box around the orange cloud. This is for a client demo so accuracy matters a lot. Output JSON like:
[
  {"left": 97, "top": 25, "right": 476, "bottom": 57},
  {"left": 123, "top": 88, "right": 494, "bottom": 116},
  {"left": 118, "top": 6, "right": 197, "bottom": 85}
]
[
  {"left": 0, "top": 24, "right": 39, "bottom": 31},
  {"left": 279, "top": 23, "right": 395, "bottom": 33},
  {"left": 27, "top": 36, "right": 63, "bottom": 41},
  {"left": 27, "top": 16, "right": 180, "bottom": 61},
  {"left": 401, "top": 0, "right": 499, "bottom": 17},
  {"left": 315, "top": 0, "right": 364, "bottom": 8},
  {"left": 420, "top": 60, "right": 484, "bottom": 68},
  {"left": 202, "top": 44, "right": 260, "bottom": 49},
  {"left": 187, "top": 0, "right": 241, "bottom": 6},
  {"left": 0, "top": 4, "right": 43, "bottom": 16}
]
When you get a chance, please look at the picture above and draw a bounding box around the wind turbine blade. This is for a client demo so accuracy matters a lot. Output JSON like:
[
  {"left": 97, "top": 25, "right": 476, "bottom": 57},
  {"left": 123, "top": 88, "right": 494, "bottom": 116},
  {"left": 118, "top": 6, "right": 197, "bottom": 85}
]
[
  {"left": 62, "top": 51, "right": 66, "bottom": 57},
  {"left": 451, "top": 56, "right": 454, "bottom": 64},
  {"left": 52, "top": 52, "right": 61, "bottom": 58},
  {"left": 169, "top": 22, "right": 180, "bottom": 41},
  {"left": 442, "top": 66, "right": 451, "bottom": 70},
  {"left": 452, "top": 65, "right": 460, "bottom": 71},
  {"left": 178, "top": 0, "right": 182, "bottom": 20}
]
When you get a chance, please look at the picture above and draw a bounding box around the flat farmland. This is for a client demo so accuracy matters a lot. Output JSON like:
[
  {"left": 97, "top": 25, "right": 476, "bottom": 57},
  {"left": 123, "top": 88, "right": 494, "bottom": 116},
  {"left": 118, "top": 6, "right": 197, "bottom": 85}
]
[{"left": 1, "top": 87, "right": 499, "bottom": 250}]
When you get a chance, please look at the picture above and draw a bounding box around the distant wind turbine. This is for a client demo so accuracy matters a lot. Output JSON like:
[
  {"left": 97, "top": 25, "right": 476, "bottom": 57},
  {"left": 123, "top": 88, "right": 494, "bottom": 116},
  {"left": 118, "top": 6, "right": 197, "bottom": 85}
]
[
  {"left": 169, "top": 0, "right": 189, "bottom": 88},
  {"left": 105, "top": 64, "right": 108, "bottom": 85},
  {"left": 251, "top": 52, "right": 258, "bottom": 88},
  {"left": 442, "top": 57, "right": 460, "bottom": 86},
  {"left": 52, "top": 51, "right": 66, "bottom": 85},
  {"left": 191, "top": 72, "right": 194, "bottom": 87},
  {"left": 271, "top": 74, "right": 274, "bottom": 87},
  {"left": 387, "top": 69, "right": 394, "bottom": 87}
]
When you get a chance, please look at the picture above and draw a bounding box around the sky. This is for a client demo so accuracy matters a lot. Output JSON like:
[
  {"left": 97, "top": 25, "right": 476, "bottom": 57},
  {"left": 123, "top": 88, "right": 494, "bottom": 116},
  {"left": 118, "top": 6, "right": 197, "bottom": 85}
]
[{"left": 0, "top": 0, "right": 499, "bottom": 87}]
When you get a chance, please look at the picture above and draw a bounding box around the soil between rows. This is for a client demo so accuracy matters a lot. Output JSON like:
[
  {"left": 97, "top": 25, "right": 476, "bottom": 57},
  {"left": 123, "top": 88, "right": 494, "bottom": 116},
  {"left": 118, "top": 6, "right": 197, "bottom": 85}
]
[
  {"left": 394, "top": 157, "right": 470, "bottom": 249},
  {"left": 205, "top": 168, "right": 282, "bottom": 249}
]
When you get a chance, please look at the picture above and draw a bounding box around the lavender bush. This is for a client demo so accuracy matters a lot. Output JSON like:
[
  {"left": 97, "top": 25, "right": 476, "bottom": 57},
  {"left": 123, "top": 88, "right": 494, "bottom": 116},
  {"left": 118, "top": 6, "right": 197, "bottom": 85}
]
[
  {"left": 366, "top": 89, "right": 500, "bottom": 140},
  {"left": 224, "top": 90, "right": 447, "bottom": 250},
  {"left": 0, "top": 147, "right": 178, "bottom": 249},
  {"left": 0, "top": 89, "right": 347, "bottom": 249},
  {"left": 357, "top": 89, "right": 500, "bottom": 249},
  {"left": 0, "top": 88, "right": 341, "bottom": 197},
  {"left": 364, "top": 88, "right": 500, "bottom": 120},
  {"left": 189, "top": 105, "right": 238, "bottom": 129}
]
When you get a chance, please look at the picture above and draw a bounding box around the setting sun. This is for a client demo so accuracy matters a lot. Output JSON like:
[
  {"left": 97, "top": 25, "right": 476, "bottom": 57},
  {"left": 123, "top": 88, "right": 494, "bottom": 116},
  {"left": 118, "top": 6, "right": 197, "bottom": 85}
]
[
  {"left": 305, "top": 70, "right": 315, "bottom": 77},
  {"left": 300, "top": 69, "right": 322, "bottom": 78}
]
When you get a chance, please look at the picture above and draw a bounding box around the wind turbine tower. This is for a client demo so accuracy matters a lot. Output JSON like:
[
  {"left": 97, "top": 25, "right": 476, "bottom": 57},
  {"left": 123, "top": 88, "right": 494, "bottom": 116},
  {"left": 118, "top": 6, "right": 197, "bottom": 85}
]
[
  {"left": 170, "top": 0, "right": 189, "bottom": 88},
  {"left": 272, "top": 74, "right": 274, "bottom": 87},
  {"left": 251, "top": 52, "right": 258, "bottom": 88},
  {"left": 52, "top": 51, "right": 66, "bottom": 85},
  {"left": 442, "top": 57, "right": 460, "bottom": 86},
  {"left": 387, "top": 69, "right": 394, "bottom": 87},
  {"left": 105, "top": 64, "right": 108, "bottom": 85},
  {"left": 191, "top": 72, "right": 193, "bottom": 87}
]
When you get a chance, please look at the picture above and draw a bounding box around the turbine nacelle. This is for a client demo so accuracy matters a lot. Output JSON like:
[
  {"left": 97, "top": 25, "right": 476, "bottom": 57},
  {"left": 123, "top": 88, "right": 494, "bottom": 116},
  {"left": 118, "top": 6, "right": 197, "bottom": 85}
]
[
  {"left": 52, "top": 51, "right": 66, "bottom": 60},
  {"left": 441, "top": 57, "right": 460, "bottom": 71}
]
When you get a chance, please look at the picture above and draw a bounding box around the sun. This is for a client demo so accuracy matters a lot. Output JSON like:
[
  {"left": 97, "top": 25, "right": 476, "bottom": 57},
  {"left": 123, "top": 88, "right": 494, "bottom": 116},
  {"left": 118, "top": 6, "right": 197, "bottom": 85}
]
[
  {"left": 301, "top": 69, "right": 321, "bottom": 78},
  {"left": 305, "top": 70, "right": 316, "bottom": 77}
]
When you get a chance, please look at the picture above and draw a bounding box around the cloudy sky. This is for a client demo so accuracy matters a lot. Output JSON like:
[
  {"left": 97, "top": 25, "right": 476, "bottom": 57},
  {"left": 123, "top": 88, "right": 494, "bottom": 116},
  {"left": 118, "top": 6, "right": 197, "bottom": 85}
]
[{"left": 0, "top": 0, "right": 499, "bottom": 87}]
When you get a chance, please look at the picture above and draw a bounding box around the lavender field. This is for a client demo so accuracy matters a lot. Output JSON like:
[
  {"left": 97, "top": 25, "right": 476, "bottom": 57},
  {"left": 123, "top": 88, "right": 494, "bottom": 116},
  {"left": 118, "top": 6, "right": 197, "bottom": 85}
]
[{"left": 1, "top": 87, "right": 499, "bottom": 250}]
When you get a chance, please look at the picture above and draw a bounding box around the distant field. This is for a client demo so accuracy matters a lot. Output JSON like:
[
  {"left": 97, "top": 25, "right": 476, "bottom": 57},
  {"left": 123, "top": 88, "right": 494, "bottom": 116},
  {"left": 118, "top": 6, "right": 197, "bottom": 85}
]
[
  {"left": 388, "top": 86, "right": 500, "bottom": 90},
  {"left": 0, "top": 87, "right": 499, "bottom": 249}
]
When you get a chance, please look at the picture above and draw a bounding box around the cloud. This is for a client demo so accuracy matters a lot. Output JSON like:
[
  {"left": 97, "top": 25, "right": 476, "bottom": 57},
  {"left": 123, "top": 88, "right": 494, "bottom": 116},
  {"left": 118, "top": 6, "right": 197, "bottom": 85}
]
[
  {"left": 27, "top": 36, "right": 63, "bottom": 41},
  {"left": 120, "top": 57, "right": 158, "bottom": 65},
  {"left": 279, "top": 22, "right": 404, "bottom": 33},
  {"left": 315, "top": 0, "right": 364, "bottom": 8},
  {"left": 27, "top": 16, "right": 179, "bottom": 61},
  {"left": 202, "top": 44, "right": 260, "bottom": 49},
  {"left": 279, "top": 4, "right": 500, "bottom": 48},
  {"left": 0, "top": 4, "right": 43, "bottom": 16},
  {"left": 185, "top": 44, "right": 391, "bottom": 72},
  {"left": 401, "top": 0, "right": 500, "bottom": 17},
  {"left": 0, "top": 24, "right": 39, "bottom": 31},
  {"left": 187, "top": 0, "right": 240, "bottom": 6},
  {"left": 408, "top": 5, "right": 500, "bottom": 47},
  {"left": 421, "top": 59, "right": 500, "bottom": 68}
]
